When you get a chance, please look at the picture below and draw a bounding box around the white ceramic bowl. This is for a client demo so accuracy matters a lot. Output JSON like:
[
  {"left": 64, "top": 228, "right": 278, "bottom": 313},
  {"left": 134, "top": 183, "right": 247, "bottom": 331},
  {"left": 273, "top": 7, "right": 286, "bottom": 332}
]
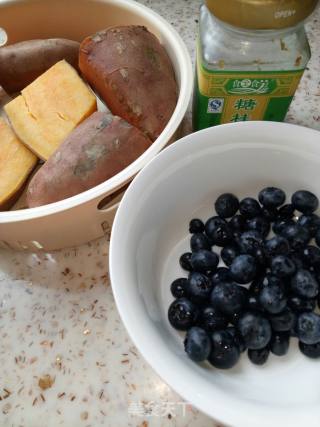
[
  {"left": 0, "top": 0, "right": 192, "bottom": 251},
  {"left": 110, "top": 121, "right": 320, "bottom": 427}
]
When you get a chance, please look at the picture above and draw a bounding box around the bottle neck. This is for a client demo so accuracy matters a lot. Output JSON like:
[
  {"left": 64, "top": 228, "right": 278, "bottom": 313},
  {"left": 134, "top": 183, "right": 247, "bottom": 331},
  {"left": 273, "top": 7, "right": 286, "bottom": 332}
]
[{"left": 204, "top": 5, "right": 304, "bottom": 40}]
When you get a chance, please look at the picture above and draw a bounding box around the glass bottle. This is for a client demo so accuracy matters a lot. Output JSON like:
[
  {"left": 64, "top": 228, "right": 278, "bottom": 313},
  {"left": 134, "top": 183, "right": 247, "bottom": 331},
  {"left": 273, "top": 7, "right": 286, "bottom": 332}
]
[{"left": 193, "top": 0, "right": 318, "bottom": 130}]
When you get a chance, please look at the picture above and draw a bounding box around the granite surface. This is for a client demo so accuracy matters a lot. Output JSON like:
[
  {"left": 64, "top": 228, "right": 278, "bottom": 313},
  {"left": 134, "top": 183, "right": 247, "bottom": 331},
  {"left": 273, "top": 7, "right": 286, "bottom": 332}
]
[{"left": 1, "top": 1, "right": 320, "bottom": 427}]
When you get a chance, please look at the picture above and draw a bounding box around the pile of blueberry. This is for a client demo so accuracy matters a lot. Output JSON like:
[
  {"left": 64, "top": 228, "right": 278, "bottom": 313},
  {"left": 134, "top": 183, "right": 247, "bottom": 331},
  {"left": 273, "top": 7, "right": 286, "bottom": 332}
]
[{"left": 168, "top": 188, "right": 320, "bottom": 369}]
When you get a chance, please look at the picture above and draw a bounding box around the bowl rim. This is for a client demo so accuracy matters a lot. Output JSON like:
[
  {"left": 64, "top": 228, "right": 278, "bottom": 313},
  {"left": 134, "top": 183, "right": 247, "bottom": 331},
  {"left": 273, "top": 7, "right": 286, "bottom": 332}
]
[
  {"left": 110, "top": 121, "right": 320, "bottom": 427},
  {"left": 0, "top": 0, "right": 193, "bottom": 222}
]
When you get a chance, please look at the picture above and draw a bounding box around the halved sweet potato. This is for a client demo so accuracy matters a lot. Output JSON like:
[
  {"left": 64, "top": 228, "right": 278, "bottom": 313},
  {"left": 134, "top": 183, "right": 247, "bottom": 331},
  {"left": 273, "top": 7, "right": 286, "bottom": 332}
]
[
  {"left": 27, "top": 112, "right": 152, "bottom": 207},
  {"left": 0, "top": 38, "right": 80, "bottom": 93},
  {"left": 4, "top": 60, "right": 97, "bottom": 160},
  {"left": 79, "top": 26, "right": 178, "bottom": 141},
  {"left": 0, "top": 117, "right": 37, "bottom": 210}
]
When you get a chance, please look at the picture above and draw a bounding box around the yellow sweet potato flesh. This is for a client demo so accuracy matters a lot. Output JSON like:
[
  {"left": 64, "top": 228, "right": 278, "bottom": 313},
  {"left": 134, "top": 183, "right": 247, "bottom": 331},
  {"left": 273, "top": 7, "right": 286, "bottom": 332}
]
[
  {"left": 0, "top": 118, "right": 37, "bottom": 209},
  {"left": 4, "top": 60, "right": 97, "bottom": 160}
]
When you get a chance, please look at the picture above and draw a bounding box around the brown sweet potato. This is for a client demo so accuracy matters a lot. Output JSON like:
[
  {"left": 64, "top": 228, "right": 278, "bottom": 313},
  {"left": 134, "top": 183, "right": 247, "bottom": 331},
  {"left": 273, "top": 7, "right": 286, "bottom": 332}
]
[
  {"left": 0, "top": 86, "right": 10, "bottom": 107},
  {"left": 27, "top": 111, "right": 152, "bottom": 207},
  {"left": 0, "top": 38, "right": 80, "bottom": 93},
  {"left": 0, "top": 85, "right": 11, "bottom": 118},
  {"left": 79, "top": 26, "right": 178, "bottom": 141}
]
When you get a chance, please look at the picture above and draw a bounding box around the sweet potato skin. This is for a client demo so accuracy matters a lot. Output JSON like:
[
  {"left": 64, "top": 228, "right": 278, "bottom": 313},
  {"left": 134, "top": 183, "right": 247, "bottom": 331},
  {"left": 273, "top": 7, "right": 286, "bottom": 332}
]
[
  {"left": 79, "top": 26, "right": 178, "bottom": 141},
  {"left": 0, "top": 38, "right": 80, "bottom": 93},
  {"left": 27, "top": 112, "right": 152, "bottom": 207},
  {"left": 0, "top": 85, "right": 11, "bottom": 119},
  {"left": 0, "top": 86, "right": 10, "bottom": 107}
]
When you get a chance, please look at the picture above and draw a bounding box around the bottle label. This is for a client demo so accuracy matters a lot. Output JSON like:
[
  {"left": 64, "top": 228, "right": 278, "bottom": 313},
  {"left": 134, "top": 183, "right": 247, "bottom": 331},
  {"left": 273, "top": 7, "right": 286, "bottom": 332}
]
[{"left": 193, "top": 51, "right": 305, "bottom": 131}]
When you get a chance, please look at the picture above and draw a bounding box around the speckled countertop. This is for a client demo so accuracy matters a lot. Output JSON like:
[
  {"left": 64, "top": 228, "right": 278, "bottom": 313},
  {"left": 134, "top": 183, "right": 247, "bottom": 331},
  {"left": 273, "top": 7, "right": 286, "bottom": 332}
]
[{"left": 1, "top": 2, "right": 320, "bottom": 427}]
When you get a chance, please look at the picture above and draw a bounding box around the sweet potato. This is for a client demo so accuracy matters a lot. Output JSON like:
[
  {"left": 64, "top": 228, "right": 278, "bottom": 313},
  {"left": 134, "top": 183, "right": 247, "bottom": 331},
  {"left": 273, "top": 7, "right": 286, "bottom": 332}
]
[
  {"left": 0, "top": 38, "right": 80, "bottom": 93},
  {"left": 5, "top": 60, "right": 97, "bottom": 160},
  {"left": 27, "top": 112, "right": 152, "bottom": 207},
  {"left": 79, "top": 25, "right": 178, "bottom": 141},
  {"left": 0, "top": 117, "right": 37, "bottom": 210},
  {"left": 0, "top": 85, "right": 11, "bottom": 118},
  {"left": 0, "top": 86, "right": 10, "bottom": 107}
]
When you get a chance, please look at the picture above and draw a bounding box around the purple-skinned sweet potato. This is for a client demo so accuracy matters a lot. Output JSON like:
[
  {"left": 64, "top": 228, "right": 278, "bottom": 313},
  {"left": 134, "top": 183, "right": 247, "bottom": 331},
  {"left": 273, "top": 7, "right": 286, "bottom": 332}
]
[
  {"left": 79, "top": 25, "right": 178, "bottom": 141},
  {"left": 26, "top": 111, "right": 152, "bottom": 207}
]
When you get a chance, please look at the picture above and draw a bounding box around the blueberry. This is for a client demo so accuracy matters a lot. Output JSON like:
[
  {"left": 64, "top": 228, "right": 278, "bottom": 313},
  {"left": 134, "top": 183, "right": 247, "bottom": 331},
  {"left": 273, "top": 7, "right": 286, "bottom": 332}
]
[
  {"left": 259, "top": 284, "right": 287, "bottom": 314},
  {"left": 289, "top": 251, "right": 305, "bottom": 270},
  {"left": 205, "top": 216, "right": 232, "bottom": 247},
  {"left": 248, "top": 347, "right": 270, "bottom": 365},
  {"left": 250, "top": 274, "right": 281, "bottom": 295},
  {"left": 211, "top": 267, "right": 231, "bottom": 286},
  {"left": 302, "top": 246, "right": 320, "bottom": 268},
  {"left": 288, "top": 295, "right": 316, "bottom": 313},
  {"left": 229, "top": 310, "right": 242, "bottom": 326},
  {"left": 281, "top": 224, "right": 311, "bottom": 251},
  {"left": 259, "top": 187, "right": 286, "bottom": 209},
  {"left": 249, "top": 277, "right": 265, "bottom": 296},
  {"left": 270, "top": 332, "right": 290, "bottom": 356},
  {"left": 199, "top": 306, "right": 228, "bottom": 332},
  {"left": 246, "top": 216, "right": 270, "bottom": 238},
  {"left": 278, "top": 204, "right": 295, "bottom": 220},
  {"left": 190, "top": 250, "right": 219, "bottom": 273},
  {"left": 186, "top": 272, "right": 213, "bottom": 303},
  {"left": 171, "top": 278, "right": 188, "bottom": 298},
  {"left": 297, "top": 214, "right": 320, "bottom": 237},
  {"left": 269, "top": 308, "right": 296, "bottom": 332},
  {"left": 184, "top": 327, "right": 211, "bottom": 362},
  {"left": 168, "top": 298, "right": 198, "bottom": 330},
  {"left": 272, "top": 219, "right": 295, "bottom": 235},
  {"left": 262, "top": 207, "right": 278, "bottom": 222},
  {"left": 229, "top": 215, "right": 246, "bottom": 233},
  {"left": 239, "top": 197, "right": 262, "bottom": 219},
  {"left": 227, "top": 326, "right": 246, "bottom": 352},
  {"left": 237, "top": 312, "right": 272, "bottom": 350},
  {"left": 246, "top": 294, "right": 265, "bottom": 312},
  {"left": 215, "top": 193, "right": 239, "bottom": 219},
  {"left": 179, "top": 252, "right": 193, "bottom": 271},
  {"left": 205, "top": 216, "right": 226, "bottom": 236},
  {"left": 270, "top": 255, "right": 296, "bottom": 278},
  {"left": 264, "top": 273, "right": 284, "bottom": 288},
  {"left": 291, "top": 269, "right": 319, "bottom": 299},
  {"left": 292, "top": 190, "right": 319, "bottom": 214},
  {"left": 230, "top": 254, "right": 258, "bottom": 284},
  {"left": 211, "top": 282, "right": 247, "bottom": 316},
  {"left": 290, "top": 324, "right": 298, "bottom": 338},
  {"left": 296, "top": 312, "right": 320, "bottom": 345},
  {"left": 316, "top": 229, "right": 320, "bottom": 248},
  {"left": 233, "top": 231, "right": 242, "bottom": 241},
  {"left": 237, "top": 230, "right": 264, "bottom": 255},
  {"left": 208, "top": 330, "right": 240, "bottom": 369},
  {"left": 264, "top": 236, "right": 290, "bottom": 258},
  {"left": 299, "top": 341, "right": 320, "bottom": 358},
  {"left": 221, "top": 245, "right": 239, "bottom": 267},
  {"left": 252, "top": 247, "right": 267, "bottom": 270},
  {"left": 190, "top": 233, "right": 211, "bottom": 252},
  {"left": 189, "top": 218, "right": 205, "bottom": 234}
]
